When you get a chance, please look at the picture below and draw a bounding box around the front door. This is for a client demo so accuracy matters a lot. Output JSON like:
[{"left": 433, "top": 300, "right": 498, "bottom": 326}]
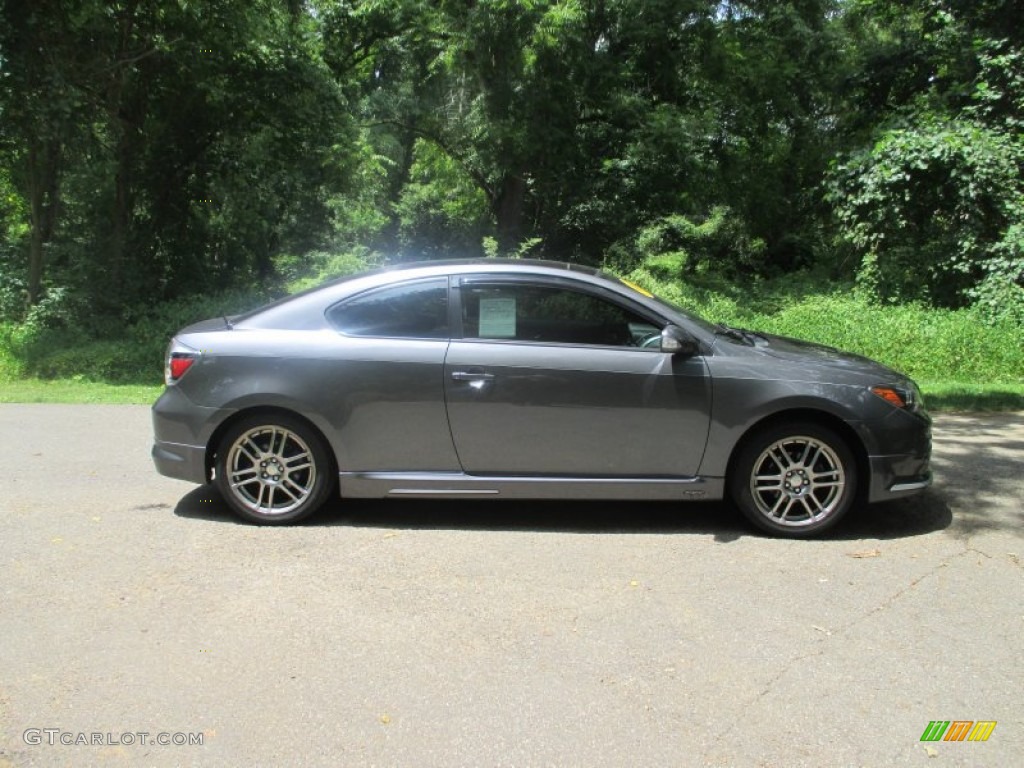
[{"left": 444, "top": 278, "right": 711, "bottom": 477}]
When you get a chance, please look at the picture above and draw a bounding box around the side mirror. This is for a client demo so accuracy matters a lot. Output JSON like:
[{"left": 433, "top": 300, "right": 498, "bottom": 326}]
[{"left": 661, "top": 325, "right": 699, "bottom": 356}]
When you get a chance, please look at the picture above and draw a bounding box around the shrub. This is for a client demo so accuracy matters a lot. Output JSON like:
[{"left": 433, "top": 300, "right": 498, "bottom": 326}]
[
  {"left": 273, "top": 248, "right": 380, "bottom": 294},
  {"left": 631, "top": 206, "right": 766, "bottom": 279},
  {"left": 828, "top": 119, "right": 1024, "bottom": 308}
]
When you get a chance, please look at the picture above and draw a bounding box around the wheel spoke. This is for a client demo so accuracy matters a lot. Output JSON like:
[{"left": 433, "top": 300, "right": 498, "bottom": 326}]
[
  {"left": 799, "top": 441, "right": 814, "bottom": 465},
  {"left": 769, "top": 446, "right": 791, "bottom": 470},
  {"left": 282, "top": 450, "right": 309, "bottom": 468},
  {"left": 230, "top": 466, "right": 259, "bottom": 481},
  {"left": 243, "top": 436, "right": 263, "bottom": 459},
  {"left": 770, "top": 494, "right": 787, "bottom": 517},
  {"left": 778, "top": 498, "right": 796, "bottom": 521},
  {"left": 807, "top": 444, "right": 823, "bottom": 469},
  {"left": 755, "top": 474, "right": 783, "bottom": 489}
]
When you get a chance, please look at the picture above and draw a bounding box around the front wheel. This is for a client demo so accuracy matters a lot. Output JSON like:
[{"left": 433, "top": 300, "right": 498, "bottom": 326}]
[
  {"left": 730, "top": 422, "right": 857, "bottom": 538},
  {"left": 215, "top": 414, "right": 335, "bottom": 524}
]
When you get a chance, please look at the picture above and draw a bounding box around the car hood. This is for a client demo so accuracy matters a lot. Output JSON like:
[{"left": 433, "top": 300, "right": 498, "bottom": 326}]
[{"left": 748, "top": 331, "right": 906, "bottom": 380}]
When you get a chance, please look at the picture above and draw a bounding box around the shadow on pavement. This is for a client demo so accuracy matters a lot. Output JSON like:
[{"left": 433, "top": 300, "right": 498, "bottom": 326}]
[
  {"left": 172, "top": 483, "right": 953, "bottom": 541},
  {"left": 928, "top": 412, "right": 1024, "bottom": 537}
]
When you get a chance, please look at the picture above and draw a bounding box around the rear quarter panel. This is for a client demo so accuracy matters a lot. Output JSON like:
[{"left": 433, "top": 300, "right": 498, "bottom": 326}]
[{"left": 173, "top": 328, "right": 461, "bottom": 473}]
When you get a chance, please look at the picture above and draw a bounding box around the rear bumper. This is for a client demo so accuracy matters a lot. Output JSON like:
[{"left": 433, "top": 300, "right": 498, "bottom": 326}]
[
  {"left": 152, "top": 440, "right": 208, "bottom": 484},
  {"left": 151, "top": 385, "right": 232, "bottom": 485}
]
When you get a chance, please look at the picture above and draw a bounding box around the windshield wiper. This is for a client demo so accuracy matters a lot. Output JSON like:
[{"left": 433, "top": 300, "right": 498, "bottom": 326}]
[
  {"left": 715, "top": 324, "right": 755, "bottom": 345},
  {"left": 715, "top": 324, "right": 769, "bottom": 345}
]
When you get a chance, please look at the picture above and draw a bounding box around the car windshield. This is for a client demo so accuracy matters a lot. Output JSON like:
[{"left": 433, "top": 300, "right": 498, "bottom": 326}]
[{"left": 607, "top": 273, "right": 718, "bottom": 336}]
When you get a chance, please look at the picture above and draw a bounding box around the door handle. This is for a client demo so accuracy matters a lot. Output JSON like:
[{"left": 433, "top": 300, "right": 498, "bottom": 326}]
[{"left": 450, "top": 371, "right": 495, "bottom": 382}]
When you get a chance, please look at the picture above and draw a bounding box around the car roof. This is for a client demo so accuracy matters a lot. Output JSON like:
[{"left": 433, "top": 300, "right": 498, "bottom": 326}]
[
  {"left": 385, "top": 258, "right": 603, "bottom": 275},
  {"left": 348, "top": 258, "right": 607, "bottom": 284},
  {"left": 233, "top": 259, "right": 612, "bottom": 325}
]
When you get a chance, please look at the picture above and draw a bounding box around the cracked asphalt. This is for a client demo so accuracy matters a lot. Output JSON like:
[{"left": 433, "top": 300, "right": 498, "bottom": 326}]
[{"left": 0, "top": 404, "right": 1021, "bottom": 767}]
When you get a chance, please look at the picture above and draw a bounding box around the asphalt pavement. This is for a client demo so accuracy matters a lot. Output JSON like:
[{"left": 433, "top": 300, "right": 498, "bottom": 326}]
[{"left": 0, "top": 404, "right": 1021, "bottom": 767}]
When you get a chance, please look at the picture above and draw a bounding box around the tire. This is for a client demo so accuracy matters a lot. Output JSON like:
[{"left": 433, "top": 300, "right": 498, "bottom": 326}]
[
  {"left": 215, "top": 413, "right": 335, "bottom": 525},
  {"left": 730, "top": 422, "right": 857, "bottom": 538}
]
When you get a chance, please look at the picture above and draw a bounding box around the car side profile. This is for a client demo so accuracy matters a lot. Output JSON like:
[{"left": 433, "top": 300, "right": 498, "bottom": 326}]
[{"left": 152, "top": 259, "right": 932, "bottom": 537}]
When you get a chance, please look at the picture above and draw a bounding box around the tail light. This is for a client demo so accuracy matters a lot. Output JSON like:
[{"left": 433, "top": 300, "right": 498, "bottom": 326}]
[{"left": 165, "top": 340, "right": 200, "bottom": 385}]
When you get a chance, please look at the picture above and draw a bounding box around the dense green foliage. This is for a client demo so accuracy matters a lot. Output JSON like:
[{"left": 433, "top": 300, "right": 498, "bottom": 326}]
[{"left": 0, "top": 0, "right": 1021, "bottom": 397}]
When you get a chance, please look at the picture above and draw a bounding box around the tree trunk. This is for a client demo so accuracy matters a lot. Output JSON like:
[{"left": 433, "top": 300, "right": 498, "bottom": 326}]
[
  {"left": 381, "top": 126, "right": 419, "bottom": 254},
  {"left": 105, "top": 0, "right": 143, "bottom": 300},
  {"left": 109, "top": 129, "right": 133, "bottom": 297},
  {"left": 494, "top": 175, "right": 526, "bottom": 255},
  {"left": 25, "top": 137, "right": 62, "bottom": 307}
]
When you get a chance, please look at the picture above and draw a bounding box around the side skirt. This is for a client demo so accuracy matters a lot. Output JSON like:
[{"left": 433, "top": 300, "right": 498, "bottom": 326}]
[{"left": 338, "top": 471, "right": 724, "bottom": 501}]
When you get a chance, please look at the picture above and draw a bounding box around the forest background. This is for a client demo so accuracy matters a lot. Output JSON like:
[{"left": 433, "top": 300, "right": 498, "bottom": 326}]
[{"left": 1, "top": 0, "right": 1021, "bottom": 407}]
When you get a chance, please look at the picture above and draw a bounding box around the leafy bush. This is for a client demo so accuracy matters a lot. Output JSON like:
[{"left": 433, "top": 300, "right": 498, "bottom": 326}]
[
  {"left": 1, "top": 287, "right": 274, "bottom": 385},
  {"left": 273, "top": 248, "right": 380, "bottom": 294},
  {"left": 3, "top": 250, "right": 379, "bottom": 384},
  {"left": 625, "top": 207, "right": 766, "bottom": 279},
  {"left": 395, "top": 139, "right": 493, "bottom": 259},
  {"left": 828, "top": 119, "right": 1024, "bottom": 309}
]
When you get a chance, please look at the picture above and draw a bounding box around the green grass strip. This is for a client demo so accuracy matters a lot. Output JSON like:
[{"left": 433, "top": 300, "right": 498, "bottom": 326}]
[{"left": 0, "top": 378, "right": 163, "bottom": 405}]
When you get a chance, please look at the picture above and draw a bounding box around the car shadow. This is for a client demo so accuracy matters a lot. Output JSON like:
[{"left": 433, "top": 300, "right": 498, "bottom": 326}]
[{"left": 172, "top": 484, "right": 953, "bottom": 541}]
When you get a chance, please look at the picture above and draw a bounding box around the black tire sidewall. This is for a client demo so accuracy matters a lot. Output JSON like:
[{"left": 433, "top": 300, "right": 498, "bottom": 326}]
[{"left": 215, "top": 414, "right": 335, "bottom": 525}]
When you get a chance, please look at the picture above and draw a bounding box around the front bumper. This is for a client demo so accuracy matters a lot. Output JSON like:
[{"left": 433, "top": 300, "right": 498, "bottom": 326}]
[
  {"left": 857, "top": 401, "right": 933, "bottom": 503},
  {"left": 867, "top": 451, "right": 932, "bottom": 503}
]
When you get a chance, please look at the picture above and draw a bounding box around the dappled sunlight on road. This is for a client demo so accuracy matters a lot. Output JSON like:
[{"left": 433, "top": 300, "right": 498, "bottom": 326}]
[{"left": 929, "top": 412, "right": 1024, "bottom": 537}]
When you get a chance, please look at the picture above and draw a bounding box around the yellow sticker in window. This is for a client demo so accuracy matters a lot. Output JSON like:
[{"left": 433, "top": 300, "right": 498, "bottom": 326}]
[{"left": 619, "top": 278, "right": 653, "bottom": 298}]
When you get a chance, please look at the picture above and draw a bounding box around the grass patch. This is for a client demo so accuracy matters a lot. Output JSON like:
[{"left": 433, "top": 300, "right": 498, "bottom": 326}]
[
  {"left": 918, "top": 381, "right": 1024, "bottom": 412},
  {"left": 0, "top": 378, "right": 163, "bottom": 404}
]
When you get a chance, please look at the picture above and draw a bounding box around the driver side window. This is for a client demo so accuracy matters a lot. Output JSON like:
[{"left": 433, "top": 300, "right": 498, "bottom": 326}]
[{"left": 461, "top": 283, "right": 661, "bottom": 347}]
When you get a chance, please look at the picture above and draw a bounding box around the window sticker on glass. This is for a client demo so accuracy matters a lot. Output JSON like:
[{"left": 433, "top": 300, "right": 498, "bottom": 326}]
[{"left": 479, "top": 297, "right": 517, "bottom": 337}]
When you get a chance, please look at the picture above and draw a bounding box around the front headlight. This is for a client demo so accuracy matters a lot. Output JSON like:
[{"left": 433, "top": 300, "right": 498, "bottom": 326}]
[{"left": 870, "top": 383, "right": 925, "bottom": 413}]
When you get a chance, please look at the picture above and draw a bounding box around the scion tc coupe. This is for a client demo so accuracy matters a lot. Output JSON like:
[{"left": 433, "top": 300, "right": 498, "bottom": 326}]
[{"left": 152, "top": 260, "right": 932, "bottom": 537}]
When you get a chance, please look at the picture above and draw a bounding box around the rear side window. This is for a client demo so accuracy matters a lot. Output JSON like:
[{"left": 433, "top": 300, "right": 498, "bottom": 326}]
[{"left": 327, "top": 278, "right": 449, "bottom": 339}]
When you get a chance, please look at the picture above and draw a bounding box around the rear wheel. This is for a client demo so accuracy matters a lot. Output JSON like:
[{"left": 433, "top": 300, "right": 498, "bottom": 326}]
[
  {"left": 215, "top": 414, "right": 334, "bottom": 524},
  {"left": 730, "top": 422, "right": 857, "bottom": 537}
]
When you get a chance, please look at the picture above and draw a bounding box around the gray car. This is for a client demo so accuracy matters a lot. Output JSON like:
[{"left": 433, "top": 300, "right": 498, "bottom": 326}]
[{"left": 152, "top": 259, "right": 931, "bottom": 537}]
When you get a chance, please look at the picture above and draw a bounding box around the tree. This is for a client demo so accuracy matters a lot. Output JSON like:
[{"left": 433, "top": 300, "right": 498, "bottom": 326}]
[
  {"left": 828, "top": 0, "right": 1024, "bottom": 312},
  {"left": 0, "top": 0, "right": 356, "bottom": 316}
]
